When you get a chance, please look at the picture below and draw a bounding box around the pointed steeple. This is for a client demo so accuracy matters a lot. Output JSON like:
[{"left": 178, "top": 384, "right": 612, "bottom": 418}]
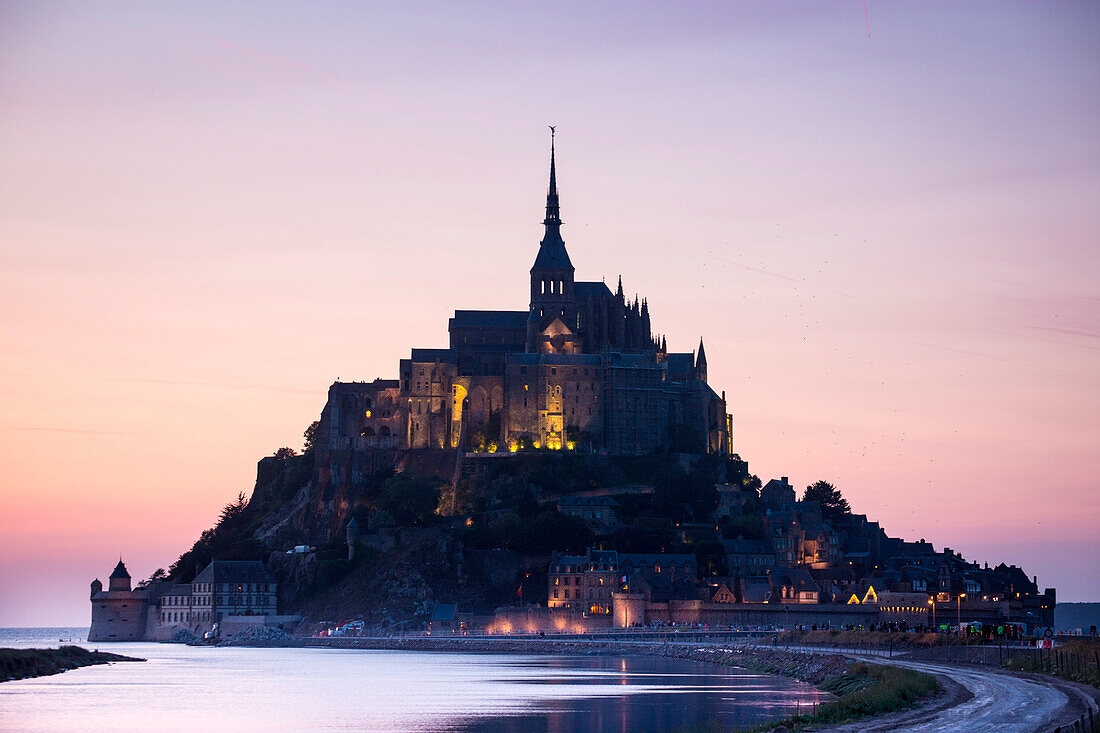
[
  {"left": 616, "top": 276, "right": 624, "bottom": 299},
  {"left": 696, "top": 338, "right": 708, "bottom": 383},
  {"left": 661, "top": 335, "right": 667, "bottom": 352},
  {"left": 532, "top": 127, "right": 572, "bottom": 272},
  {"left": 543, "top": 126, "right": 560, "bottom": 226}
]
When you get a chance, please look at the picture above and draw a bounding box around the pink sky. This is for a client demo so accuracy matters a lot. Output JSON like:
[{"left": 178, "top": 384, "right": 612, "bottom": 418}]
[{"left": 1, "top": 1, "right": 1098, "bottom": 625}]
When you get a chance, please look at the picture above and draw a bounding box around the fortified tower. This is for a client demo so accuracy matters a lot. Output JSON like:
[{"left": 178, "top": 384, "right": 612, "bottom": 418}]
[{"left": 88, "top": 558, "right": 150, "bottom": 642}]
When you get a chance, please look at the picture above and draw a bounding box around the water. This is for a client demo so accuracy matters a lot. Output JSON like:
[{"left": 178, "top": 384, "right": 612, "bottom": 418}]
[{"left": 1, "top": 629, "right": 830, "bottom": 732}]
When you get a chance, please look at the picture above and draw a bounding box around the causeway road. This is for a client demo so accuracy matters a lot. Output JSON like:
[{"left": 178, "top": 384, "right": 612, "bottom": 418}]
[{"left": 822, "top": 653, "right": 1098, "bottom": 733}]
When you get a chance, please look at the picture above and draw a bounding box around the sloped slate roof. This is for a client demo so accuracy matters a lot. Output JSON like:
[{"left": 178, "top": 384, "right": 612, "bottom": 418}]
[
  {"left": 192, "top": 561, "right": 275, "bottom": 585},
  {"left": 575, "top": 281, "right": 613, "bottom": 299},
  {"left": 557, "top": 495, "right": 620, "bottom": 508},
  {"left": 531, "top": 231, "right": 574, "bottom": 271},
  {"left": 723, "top": 538, "right": 770, "bottom": 555},
  {"left": 410, "top": 348, "right": 454, "bottom": 362},
  {"left": 450, "top": 310, "right": 528, "bottom": 329},
  {"left": 110, "top": 560, "right": 130, "bottom": 579}
]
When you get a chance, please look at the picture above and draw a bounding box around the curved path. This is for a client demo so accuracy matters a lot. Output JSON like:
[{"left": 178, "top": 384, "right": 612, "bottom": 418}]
[{"left": 817, "top": 653, "right": 1098, "bottom": 733}]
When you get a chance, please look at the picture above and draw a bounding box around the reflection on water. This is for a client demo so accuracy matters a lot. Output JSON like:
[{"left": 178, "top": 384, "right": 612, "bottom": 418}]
[{"left": 0, "top": 630, "right": 829, "bottom": 733}]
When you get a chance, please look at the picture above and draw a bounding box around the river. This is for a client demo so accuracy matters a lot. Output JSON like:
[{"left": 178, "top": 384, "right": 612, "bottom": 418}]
[{"left": 0, "top": 628, "right": 830, "bottom": 732}]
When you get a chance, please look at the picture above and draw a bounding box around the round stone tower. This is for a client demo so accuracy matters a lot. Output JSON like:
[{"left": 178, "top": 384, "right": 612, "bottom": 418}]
[
  {"left": 90, "top": 578, "right": 103, "bottom": 599},
  {"left": 346, "top": 518, "right": 361, "bottom": 560}
]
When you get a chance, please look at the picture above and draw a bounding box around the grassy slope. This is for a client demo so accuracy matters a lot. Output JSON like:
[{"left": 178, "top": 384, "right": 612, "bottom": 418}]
[
  {"left": 0, "top": 646, "right": 144, "bottom": 682},
  {"left": 748, "top": 661, "right": 941, "bottom": 732},
  {"left": 1002, "top": 637, "right": 1100, "bottom": 689}
]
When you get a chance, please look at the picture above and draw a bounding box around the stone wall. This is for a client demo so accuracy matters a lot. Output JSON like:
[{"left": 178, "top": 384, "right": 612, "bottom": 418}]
[
  {"left": 612, "top": 596, "right": 882, "bottom": 629},
  {"left": 89, "top": 592, "right": 149, "bottom": 642}
]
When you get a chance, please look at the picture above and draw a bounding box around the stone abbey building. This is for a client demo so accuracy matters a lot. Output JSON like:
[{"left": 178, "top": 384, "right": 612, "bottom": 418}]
[{"left": 322, "top": 136, "right": 732, "bottom": 456}]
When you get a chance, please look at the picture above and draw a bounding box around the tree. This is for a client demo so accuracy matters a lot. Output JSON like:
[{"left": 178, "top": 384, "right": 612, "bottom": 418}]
[
  {"left": 803, "top": 480, "right": 851, "bottom": 522},
  {"left": 377, "top": 475, "right": 441, "bottom": 526},
  {"left": 138, "top": 568, "right": 168, "bottom": 589},
  {"left": 303, "top": 420, "right": 320, "bottom": 453},
  {"left": 693, "top": 539, "right": 729, "bottom": 577},
  {"left": 652, "top": 461, "right": 719, "bottom": 522},
  {"left": 274, "top": 446, "right": 297, "bottom": 459},
  {"left": 493, "top": 512, "right": 523, "bottom": 549},
  {"left": 219, "top": 491, "right": 249, "bottom": 524}
]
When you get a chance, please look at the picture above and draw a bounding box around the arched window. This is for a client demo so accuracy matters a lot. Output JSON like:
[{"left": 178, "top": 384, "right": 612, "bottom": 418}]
[
  {"left": 380, "top": 425, "right": 391, "bottom": 436},
  {"left": 559, "top": 280, "right": 564, "bottom": 293},
  {"left": 362, "top": 427, "right": 376, "bottom": 437},
  {"left": 550, "top": 279, "right": 555, "bottom": 294},
  {"left": 541, "top": 280, "right": 546, "bottom": 294}
]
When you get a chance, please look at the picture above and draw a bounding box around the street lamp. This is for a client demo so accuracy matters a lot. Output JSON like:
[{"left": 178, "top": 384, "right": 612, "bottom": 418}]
[
  {"left": 928, "top": 597, "right": 935, "bottom": 630},
  {"left": 957, "top": 593, "right": 966, "bottom": 628}
]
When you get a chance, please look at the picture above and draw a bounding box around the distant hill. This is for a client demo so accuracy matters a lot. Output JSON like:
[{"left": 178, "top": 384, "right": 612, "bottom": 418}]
[{"left": 1055, "top": 602, "right": 1100, "bottom": 633}]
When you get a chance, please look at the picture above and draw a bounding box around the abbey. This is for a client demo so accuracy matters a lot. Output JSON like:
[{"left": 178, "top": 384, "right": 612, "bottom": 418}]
[{"left": 322, "top": 136, "right": 732, "bottom": 456}]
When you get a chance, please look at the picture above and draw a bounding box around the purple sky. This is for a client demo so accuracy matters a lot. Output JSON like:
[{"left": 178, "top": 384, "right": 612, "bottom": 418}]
[{"left": 1, "top": 1, "right": 1098, "bottom": 625}]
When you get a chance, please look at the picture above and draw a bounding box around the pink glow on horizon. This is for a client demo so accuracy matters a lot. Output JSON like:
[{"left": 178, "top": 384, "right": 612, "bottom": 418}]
[{"left": 1, "top": 1, "right": 1098, "bottom": 624}]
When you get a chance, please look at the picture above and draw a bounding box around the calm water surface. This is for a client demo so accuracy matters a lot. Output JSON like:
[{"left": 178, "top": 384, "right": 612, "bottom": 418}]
[{"left": 0, "top": 628, "right": 829, "bottom": 732}]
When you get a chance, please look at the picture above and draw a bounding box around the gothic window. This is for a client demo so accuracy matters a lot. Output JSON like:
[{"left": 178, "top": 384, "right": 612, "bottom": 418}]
[
  {"left": 541, "top": 280, "right": 546, "bottom": 294},
  {"left": 558, "top": 280, "right": 564, "bottom": 293}
]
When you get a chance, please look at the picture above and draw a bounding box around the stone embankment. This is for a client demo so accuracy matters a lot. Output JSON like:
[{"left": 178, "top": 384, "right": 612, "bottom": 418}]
[
  {"left": 218, "top": 626, "right": 294, "bottom": 645},
  {"left": 226, "top": 635, "right": 850, "bottom": 686}
]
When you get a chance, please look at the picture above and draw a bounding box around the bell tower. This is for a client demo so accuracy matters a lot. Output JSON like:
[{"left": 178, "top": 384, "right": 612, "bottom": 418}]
[{"left": 527, "top": 127, "right": 576, "bottom": 352}]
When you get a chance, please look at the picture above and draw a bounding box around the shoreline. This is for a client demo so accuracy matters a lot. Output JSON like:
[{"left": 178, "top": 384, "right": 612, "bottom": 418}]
[
  {"left": 0, "top": 646, "right": 144, "bottom": 683},
  {"left": 228, "top": 635, "right": 854, "bottom": 686}
]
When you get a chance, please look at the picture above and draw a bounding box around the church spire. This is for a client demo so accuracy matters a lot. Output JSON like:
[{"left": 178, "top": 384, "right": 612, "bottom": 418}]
[{"left": 543, "top": 126, "right": 560, "bottom": 226}]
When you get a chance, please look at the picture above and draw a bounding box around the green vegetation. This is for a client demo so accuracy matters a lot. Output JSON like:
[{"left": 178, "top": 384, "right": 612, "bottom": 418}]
[
  {"left": 802, "top": 480, "right": 850, "bottom": 522},
  {"left": 775, "top": 628, "right": 945, "bottom": 649},
  {"left": 0, "top": 646, "right": 143, "bottom": 682},
  {"left": 1001, "top": 638, "right": 1100, "bottom": 689},
  {"left": 746, "top": 662, "right": 940, "bottom": 732},
  {"left": 457, "top": 510, "right": 593, "bottom": 554}
]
